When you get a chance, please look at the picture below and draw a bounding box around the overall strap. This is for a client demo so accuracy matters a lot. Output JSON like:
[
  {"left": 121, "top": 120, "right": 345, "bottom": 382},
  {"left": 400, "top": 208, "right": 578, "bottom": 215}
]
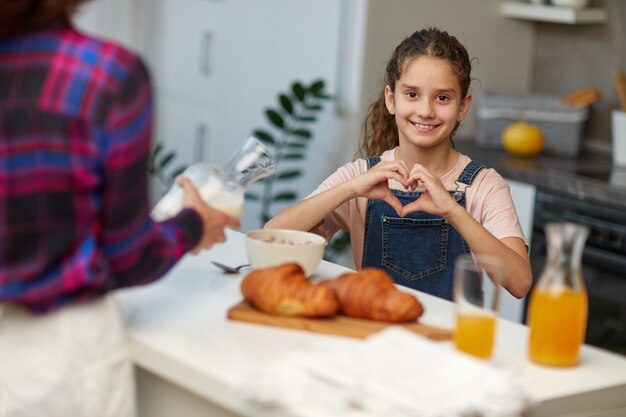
[
  {"left": 455, "top": 160, "right": 486, "bottom": 186},
  {"left": 366, "top": 156, "right": 381, "bottom": 170}
]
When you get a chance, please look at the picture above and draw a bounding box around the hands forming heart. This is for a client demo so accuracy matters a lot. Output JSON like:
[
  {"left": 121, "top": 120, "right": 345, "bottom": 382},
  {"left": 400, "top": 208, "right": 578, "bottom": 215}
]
[{"left": 352, "top": 161, "right": 459, "bottom": 218}]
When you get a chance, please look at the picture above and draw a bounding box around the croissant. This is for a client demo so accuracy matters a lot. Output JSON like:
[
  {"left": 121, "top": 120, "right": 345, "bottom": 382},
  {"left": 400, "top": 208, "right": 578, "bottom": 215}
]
[
  {"left": 241, "top": 263, "right": 339, "bottom": 317},
  {"left": 560, "top": 87, "right": 600, "bottom": 107},
  {"left": 322, "top": 268, "right": 424, "bottom": 322}
]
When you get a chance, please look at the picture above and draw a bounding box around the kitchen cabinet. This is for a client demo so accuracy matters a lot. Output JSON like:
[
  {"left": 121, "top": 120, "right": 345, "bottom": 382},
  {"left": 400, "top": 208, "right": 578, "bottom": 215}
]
[
  {"left": 500, "top": 2, "right": 607, "bottom": 24},
  {"left": 135, "top": 0, "right": 232, "bottom": 183},
  {"left": 141, "top": 0, "right": 225, "bottom": 106},
  {"left": 508, "top": 179, "right": 536, "bottom": 245},
  {"left": 155, "top": 97, "right": 216, "bottom": 168}
]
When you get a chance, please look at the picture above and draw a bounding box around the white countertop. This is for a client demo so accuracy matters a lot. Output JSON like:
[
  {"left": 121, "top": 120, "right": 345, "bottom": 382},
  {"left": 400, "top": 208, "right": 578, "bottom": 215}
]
[{"left": 117, "top": 229, "right": 626, "bottom": 417}]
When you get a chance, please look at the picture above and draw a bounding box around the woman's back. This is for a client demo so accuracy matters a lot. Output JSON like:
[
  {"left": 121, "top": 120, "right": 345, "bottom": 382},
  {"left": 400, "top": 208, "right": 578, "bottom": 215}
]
[{"left": 0, "top": 26, "right": 167, "bottom": 312}]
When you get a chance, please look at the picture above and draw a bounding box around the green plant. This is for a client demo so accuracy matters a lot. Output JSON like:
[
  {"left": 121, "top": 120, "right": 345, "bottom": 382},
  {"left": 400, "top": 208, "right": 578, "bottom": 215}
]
[
  {"left": 245, "top": 78, "right": 351, "bottom": 261},
  {"left": 325, "top": 230, "right": 351, "bottom": 263},
  {"left": 245, "top": 79, "right": 332, "bottom": 223}
]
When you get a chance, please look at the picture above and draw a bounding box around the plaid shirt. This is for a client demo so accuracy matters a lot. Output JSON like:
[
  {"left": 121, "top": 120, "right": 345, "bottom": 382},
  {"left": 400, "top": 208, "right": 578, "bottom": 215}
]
[{"left": 0, "top": 26, "right": 202, "bottom": 313}]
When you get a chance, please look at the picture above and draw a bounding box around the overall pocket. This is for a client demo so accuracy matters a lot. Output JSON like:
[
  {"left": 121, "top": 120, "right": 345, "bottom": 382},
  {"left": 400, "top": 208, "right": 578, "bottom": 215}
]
[{"left": 381, "top": 215, "right": 448, "bottom": 280}]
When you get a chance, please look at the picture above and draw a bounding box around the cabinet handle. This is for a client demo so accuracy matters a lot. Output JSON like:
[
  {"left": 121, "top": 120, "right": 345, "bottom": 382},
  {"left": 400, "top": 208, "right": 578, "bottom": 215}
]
[
  {"left": 194, "top": 123, "right": 208, "bottom": 163},
  {"left": 200, "top": 32, "right": 213, "bottom": 77}
]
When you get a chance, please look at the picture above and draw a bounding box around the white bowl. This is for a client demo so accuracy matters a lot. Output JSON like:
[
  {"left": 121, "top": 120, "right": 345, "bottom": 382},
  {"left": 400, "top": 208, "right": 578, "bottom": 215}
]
[{"left": 245, "top": 229, "right": 327, "bottom": 277}]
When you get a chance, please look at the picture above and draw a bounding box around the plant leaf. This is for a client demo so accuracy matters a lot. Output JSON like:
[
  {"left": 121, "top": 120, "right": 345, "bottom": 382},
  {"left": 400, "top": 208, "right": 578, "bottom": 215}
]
[
  {"left": 324, "top": 230, "right": 351, "bottom": 261},
  {"left": 152, "top": 143, "right": 164, "bottom": 158},
  {"left": 279, "top": 94, "right": 294, "bottom": 114},
  {"left": 171, "top": 166, "right": 186, "bottom": 178},
  {"left": 292, "top": 82, "right": 306, "bottom": 101},
  {"left": 266, "top": 109, "right": 285, "bottom": 128},
  {"left": 313, "top": 92, "right": 333, "bottom": 100},
  {"left": 287, "top": 142, "right": 307, "bottom": 148},
  {"left": 272, "top": 191, "right": 297, "bottom": 202},
  {"left": 277, "top": 169, "right": 302, "bottom": 180},
  {"left": 245, "top": 192, "right": 260, "bottom": 201},
  {"left": 282, "top": 153, "right": 305, "bottom": 160},
  {"left": 291, "top": 128, "right": 311, "bottom": 138},
  {"left": 157, "top": 151, "right": 176, "bottom": 170},
  {"left": 304, "top": 104, "right": 323, "bottom": 111},
  {"left": 253, "top": 129, "right": 275, "bottom": 145},
  {"left": 310, "top": 79, "right": 325, "bottom": 94},
  {"left": 296, "top": 115, "right": 317, "bottom": 123}
]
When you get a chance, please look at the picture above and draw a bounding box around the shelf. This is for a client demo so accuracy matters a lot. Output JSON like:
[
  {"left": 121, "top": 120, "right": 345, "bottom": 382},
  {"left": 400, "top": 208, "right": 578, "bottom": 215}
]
[{"left": 500, "top": 2, "right": 607, "bottom": 24}]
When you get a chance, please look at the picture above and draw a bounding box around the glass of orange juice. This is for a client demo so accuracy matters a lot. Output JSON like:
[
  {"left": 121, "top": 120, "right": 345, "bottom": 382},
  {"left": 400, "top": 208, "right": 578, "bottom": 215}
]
[{"left": 453, "top": 255, "right": 504, "bottom": 359}]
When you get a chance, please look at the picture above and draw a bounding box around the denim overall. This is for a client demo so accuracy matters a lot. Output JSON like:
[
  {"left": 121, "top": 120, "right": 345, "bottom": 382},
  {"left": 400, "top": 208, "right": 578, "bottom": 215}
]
[{"left": 361, "top": 156, "right": 486, "bottom": 300}]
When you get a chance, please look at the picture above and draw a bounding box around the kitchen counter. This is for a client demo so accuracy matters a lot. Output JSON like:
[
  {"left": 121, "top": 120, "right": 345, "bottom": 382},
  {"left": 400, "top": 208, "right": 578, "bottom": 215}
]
[
  {"left": 456, "top": 141, "right": 626, "bottom": 208},
  {"left": 117, "top": 229, "right": 626, "bottom": 417}
]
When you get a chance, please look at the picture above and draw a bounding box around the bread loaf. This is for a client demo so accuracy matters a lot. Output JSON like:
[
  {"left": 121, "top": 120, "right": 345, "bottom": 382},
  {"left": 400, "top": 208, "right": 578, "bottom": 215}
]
[
  {"left": 560, "top": 87, "right": 600, "bottom": 107},
  {"left": 241, "top": 263, "right": 339, "bottom": 317},
  {"left": 322, "top": 268, "right": 424, "bottom": 323}
]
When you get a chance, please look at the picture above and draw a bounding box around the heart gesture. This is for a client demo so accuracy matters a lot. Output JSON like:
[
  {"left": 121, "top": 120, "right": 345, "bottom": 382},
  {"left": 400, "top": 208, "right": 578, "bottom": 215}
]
[
  {"left": 401, "top": 164, "right": 460, "bottom": 218},
  {"left": 350, "top": 161, "right": 411, "bottom": 216}
]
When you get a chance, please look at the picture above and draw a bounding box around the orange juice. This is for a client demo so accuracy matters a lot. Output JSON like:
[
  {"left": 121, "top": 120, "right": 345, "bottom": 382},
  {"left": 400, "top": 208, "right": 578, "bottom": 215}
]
[
  {"left": 454, "top": 312, "right": 497, "bottom": 359},
  {"left": 528, "top": 288, "right": 588, "bottom": 367}
]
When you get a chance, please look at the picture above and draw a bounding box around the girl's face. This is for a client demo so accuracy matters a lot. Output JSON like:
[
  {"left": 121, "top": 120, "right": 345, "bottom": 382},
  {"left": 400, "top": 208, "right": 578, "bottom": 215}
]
[{"left": 384, "top": 55, "right": 471, "bottom": 152}]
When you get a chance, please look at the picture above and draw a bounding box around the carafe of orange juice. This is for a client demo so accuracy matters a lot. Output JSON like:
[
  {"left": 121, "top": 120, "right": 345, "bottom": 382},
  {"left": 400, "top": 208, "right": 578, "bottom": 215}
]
[{"left": 527, "top": 222, "right": 589, "bottom": 367}]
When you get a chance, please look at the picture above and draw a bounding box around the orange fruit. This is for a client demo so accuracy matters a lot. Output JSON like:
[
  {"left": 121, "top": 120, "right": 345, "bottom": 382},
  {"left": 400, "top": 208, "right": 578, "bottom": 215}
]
[{"left": 502, "top": 122, "right": 545, "bottom": 158}]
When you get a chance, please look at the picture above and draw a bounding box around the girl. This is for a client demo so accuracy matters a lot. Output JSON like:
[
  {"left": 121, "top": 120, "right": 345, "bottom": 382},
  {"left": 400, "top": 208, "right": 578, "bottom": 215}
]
[{"left": 265, "top": 27, "right": 532, "bottom": 300}]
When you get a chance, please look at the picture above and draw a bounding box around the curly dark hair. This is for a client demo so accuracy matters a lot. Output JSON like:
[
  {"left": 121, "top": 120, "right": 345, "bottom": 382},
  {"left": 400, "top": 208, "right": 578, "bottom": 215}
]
[
  {"left": 0, "top": 0, "right": 90, "bottom": 36},
  {"left": 358, "top": 27, "right": 473, "bottom": 158}
]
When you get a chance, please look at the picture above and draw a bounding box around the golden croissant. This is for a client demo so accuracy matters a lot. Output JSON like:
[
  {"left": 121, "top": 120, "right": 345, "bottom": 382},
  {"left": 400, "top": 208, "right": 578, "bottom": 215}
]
[
  {"left": 321, "top": 268, "right": 424, "bottom": 322},
  {"left": 241, "top": 263, "right": 339, "bottom": 317}
]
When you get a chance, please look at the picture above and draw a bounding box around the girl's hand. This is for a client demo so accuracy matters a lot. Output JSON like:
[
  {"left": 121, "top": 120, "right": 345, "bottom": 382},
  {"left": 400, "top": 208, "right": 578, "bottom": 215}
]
[
  {"left": 401, "top": 164, "right": 459, "bottom": 217},
  {"left": 178, "top": 177, "right": 241, "bottom": 254},
  {"left": 351, "top": 161, "right": 411, "bottom": 216}
]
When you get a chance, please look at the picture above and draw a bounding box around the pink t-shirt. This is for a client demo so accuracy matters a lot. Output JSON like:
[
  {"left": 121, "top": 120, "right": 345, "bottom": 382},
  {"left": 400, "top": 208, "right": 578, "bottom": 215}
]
[{"left": 307, "top": 149, "right": 528, "bottom": 269}]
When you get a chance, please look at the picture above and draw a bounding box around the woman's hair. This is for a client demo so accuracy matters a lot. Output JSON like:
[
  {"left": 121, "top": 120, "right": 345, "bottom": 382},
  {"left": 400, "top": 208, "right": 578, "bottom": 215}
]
[
  {"left": 0, "top": 0, "right": 89, "bottom": 36},
  {"left": 358, "top": 27, "right": 472, "bottom": 158}
]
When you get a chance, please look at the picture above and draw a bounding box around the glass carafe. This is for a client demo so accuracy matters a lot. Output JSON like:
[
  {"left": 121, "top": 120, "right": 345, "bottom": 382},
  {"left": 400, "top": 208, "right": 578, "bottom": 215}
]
[
  {"left": 151, "top": 136, "right": 275, "bottom": 221},
  {"left": 527, "top": 222, "right": 589, "bottom": 367}
]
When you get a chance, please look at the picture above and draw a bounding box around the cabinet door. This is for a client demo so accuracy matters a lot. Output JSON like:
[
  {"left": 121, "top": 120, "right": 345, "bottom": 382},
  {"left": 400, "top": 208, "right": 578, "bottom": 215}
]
[
  {"left": 154, "top": 97, "right": 217, "bottom": 171},
  {"left": 143, "top": 0, "right": 225, "bottom": 103},
  {"left": 501, "top": 179, "right": 536, "bottom": 323},
  {"left": 508, "top": 179, "right": 536, "bottom": 244}
]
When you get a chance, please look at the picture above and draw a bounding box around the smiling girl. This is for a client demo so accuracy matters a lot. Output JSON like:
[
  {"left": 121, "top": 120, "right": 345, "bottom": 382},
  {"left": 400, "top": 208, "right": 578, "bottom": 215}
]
[{"left": 265, "top": 28, "right": 532, "bottom": 300}]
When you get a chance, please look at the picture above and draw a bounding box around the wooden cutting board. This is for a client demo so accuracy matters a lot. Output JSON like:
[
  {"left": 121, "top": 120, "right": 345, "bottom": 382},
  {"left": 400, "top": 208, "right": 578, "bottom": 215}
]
[{"left": 227, "top": 300, "right": 452, "bottom": 341}]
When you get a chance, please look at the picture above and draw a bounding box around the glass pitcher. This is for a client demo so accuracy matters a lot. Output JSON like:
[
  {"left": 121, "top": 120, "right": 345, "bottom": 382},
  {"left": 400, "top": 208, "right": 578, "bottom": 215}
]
[
  {"left": 527, "top": 222, "right": 589, "bottom": 367},
  {"left": 151, "top": 136, "right": 275, "bottom": 221}
]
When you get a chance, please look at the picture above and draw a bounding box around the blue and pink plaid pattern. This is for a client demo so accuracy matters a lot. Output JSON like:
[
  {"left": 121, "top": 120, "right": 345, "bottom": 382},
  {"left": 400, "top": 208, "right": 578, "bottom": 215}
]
[{"left": 0, "top": 26, "right": 202, "bottom": 313}]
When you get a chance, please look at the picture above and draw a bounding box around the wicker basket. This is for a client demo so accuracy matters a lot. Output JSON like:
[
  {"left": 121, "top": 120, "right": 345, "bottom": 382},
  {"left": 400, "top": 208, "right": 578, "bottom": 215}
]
[{"left": 475, "top": 92, "right": 589, "bottom": 156}]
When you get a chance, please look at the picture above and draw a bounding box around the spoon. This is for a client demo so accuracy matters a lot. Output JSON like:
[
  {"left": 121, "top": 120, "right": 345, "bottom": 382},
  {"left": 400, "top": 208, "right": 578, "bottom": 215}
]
[{"left": 211, "top": 261, "right": 250, "bottom": 274}]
